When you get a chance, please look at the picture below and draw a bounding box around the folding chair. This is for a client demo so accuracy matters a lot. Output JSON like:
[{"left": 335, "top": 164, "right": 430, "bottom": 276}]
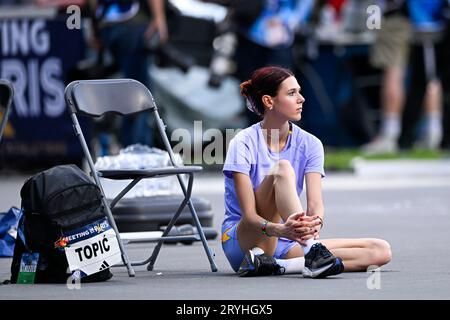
[
  {"left": 64, "top": 79, "right": 218, "bottom": 277},
  {"left": 0, "top": 80, "right": 14, "bottom": 145}
]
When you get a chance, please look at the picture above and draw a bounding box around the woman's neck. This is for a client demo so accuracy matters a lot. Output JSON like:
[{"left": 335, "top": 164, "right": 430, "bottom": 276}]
[
  {"left": 261, "top": 118, "right": 290, "bottom": 141},
  {"left": 260, "top": 118, "right": 291, "bottom": 152}
]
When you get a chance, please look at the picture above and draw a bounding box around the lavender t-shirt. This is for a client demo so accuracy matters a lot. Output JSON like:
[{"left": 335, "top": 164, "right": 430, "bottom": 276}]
[{"left": 222, "top": 121, "right": 325, "bottom": 232}]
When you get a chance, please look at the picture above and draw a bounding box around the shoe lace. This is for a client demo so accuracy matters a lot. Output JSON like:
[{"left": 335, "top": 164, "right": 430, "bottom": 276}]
[
  {"left": 257, "top": 255, "right": 283, "bottom": 276},
  {"left": 315, "top": 243, "right": 332, "bottom": 259}
]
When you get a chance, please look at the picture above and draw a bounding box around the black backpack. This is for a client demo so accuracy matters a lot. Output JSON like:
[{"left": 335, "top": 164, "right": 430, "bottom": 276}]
[{"left": 10, "top": 164, "right": 113, "bottom": 283}]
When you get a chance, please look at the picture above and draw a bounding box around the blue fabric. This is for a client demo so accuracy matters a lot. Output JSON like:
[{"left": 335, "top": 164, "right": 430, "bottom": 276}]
[
  {"left": 0, "top": 207, "right": 22, "bottom": 257},
  {"left": 407, "top": 0, "right": 446, "bottom": 31},
  {"left": 246, "top": 0, "right": 315, "bottom": 48},
  {"left": 222, "top": 121, "right": 325, "bottom": 232},
  {"left": 96, "top": 0, "right": 140, "bottom": 23},
  {"left": 221, "top": 223, "right": 300, "bottom": 272},
  {"left": 221, "top": 224, "right": 245, "bottom": 272}
]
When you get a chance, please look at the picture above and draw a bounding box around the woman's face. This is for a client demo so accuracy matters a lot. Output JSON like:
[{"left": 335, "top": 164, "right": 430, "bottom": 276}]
[{"left": 270, "top": 76, "right": 305, "bottom": 121}]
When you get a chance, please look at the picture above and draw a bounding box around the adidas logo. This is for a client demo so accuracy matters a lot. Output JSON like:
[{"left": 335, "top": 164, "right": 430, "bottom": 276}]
[{"left": 99, "top": 260, "right": 110, "bottom": 271}]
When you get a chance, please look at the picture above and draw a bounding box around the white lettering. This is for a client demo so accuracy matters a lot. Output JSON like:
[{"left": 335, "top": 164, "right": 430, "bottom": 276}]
[
  {"left": 203, "top": 128, "right": 223, "bottom": 165},
  {"left": 366, "top": 265, "right": 381, "bottom": 289},
  {"left": 66, "top": 5, "right": 81, "bottom": 30},
  {"left": 172, "top": 128, "right": 191, "bottom": 163},
  {"left": 1, "top": 21, "right": 8, "bottom": 55},
  {"left": 367, "top": 5, "right": 381, "bottom": 30},
  {"left": 0, "top": 20, "right": 50, "bottom": 56},
  {"left": 177, "top": 305, "right": 210, "bottom": 317},
  {"left": 41, "top": 58, "right": 65, "bottom": 117},
  {"left": 1, "top": 60, "right": 28, "bottom": 116},
  {"left": 30, "top": 20, "right": 49, "bottom": 55},
  {"left": 10, "top": 20, "right": 29, "bottom": 56},
  {"left": 66, "top": 268, "right": 81, "bottom": 290},
  {"left": 194, "top": 121, "right": 203, "bottom": 164},
  {"left": 28, "top": 59, "right": 40, "bottom": 116}
]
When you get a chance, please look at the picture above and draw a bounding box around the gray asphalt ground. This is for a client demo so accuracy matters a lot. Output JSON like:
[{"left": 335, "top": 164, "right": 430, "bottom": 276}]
[{"left": 1, "top": 170, "right": 450, "bottom": 300}]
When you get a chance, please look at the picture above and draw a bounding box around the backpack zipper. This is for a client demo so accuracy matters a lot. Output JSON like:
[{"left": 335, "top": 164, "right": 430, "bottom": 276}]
[{"left": 43, "top": 182, "right": 100, "bottom": 205}]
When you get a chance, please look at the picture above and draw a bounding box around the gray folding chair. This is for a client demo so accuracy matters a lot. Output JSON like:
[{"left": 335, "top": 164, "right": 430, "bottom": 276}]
[
  {"left": 64, "top": 79, "right": 218, "bottom": 277},
  {"left": 0, "top": 80, "right": 14, "bottom": 145}
]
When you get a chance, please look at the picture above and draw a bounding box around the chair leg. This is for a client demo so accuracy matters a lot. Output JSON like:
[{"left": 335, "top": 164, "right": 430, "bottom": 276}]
[
  {"left": 186, "top": 198, "right": 218, "bottom": 272},
  {"left": 0, "top": 98, "right": 12, "bottom": 145},
  {"left": 146, "top": 173, "right": 218, "bottom": 272},
  {"left": 146, "top": 201, "right": 218, "bottom": 272},
  {"left": 153, "top": 109, "right": 218, "bottom": 271},
  {"left": 101, "top": 198, "right": 136, "bottom": 277},
  {"left": 146, "top": 189, "right": 191, "bottom": 271},
  {"left": 181, "top": 174, "right": 218, "bottom": 272},
  {"left": 71, "top": 113, "right": 135, "bottom": 277},
  {"left": 146, "top": 173, "right": 194, "bottom": 270}
]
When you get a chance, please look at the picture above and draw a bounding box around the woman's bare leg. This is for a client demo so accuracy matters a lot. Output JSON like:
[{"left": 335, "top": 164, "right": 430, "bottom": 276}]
[
  {"left": 282, "top": 238, "right": 391, "bottom": 272},
  {"left": 237, "top": 160, "right": 392, "bottom": 272},
  {"left": 236, "top": 160, "right": 303, "bottom": 255},
  {"left": 319, "top": 238, "right": 392, "bottom": 271},
  {"left": 255, "top": 160, "right": 303, "bottom": 220}
]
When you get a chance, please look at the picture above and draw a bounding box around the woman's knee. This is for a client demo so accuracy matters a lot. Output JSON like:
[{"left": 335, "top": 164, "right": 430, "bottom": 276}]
[
  {"left": 272, "top": 160, "right": 295, "bottom": 181},
  {"left": 369, "top": 239, "right": 392, "bottom": 267}
]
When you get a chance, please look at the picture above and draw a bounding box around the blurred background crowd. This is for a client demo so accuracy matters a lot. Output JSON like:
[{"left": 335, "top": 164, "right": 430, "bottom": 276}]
[{"left": 1, "top": 0, "right": 450, "bottom": 171}]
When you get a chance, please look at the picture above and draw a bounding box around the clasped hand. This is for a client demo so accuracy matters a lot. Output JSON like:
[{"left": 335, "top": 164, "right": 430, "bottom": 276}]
[{"left": 283, "top": 212, "right": 321, "bottom": 245}]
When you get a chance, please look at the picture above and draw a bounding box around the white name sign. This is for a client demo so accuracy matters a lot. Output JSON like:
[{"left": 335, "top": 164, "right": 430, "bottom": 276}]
[{"left": 63, "top": 218, "right": 121, "bottom": 277}]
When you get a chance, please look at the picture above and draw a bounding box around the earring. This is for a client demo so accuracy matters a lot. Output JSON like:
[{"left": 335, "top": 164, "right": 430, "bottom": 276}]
[{"left": 269, "top": 107, "right": 273, "bottom": 110}]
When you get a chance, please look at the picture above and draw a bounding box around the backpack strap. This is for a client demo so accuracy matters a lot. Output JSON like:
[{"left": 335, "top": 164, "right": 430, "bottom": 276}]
[{"left": 16, "top": 211, "right": 30, "bottom": 252}]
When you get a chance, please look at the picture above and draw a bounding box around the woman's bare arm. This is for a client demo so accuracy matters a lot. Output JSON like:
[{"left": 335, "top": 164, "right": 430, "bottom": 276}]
[
  {"left": 305, "top": 172, "right": 325, "bottom": 238},
  {"left": 234, "top": 172, "right": 313, "bottom": 241}
]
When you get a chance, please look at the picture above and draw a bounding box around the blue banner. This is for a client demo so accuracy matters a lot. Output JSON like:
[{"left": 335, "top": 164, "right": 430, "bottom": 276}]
[
  {"left": 0, "top": 16, "right": 90, "bottom": 169},
  {"left": 63, "top": 217, "right": 112, "bottom": 245}
]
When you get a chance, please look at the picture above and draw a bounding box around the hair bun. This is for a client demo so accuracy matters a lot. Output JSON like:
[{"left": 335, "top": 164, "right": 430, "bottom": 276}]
[
  {"left": 239, "top": 79, "right": 253, "bottom": 98},
  {"left": 240, "top": 80, "right": 261, "bottom": 116},
  {"left": 239, "top": 66, "right": 294, "bottom": 118}
]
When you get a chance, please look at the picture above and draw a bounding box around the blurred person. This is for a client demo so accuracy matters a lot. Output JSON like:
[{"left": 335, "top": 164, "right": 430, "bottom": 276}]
[
  {"left": 231, "top": 0, "right": 316, "bottom": 126},
  {"left": 88, "top": 0, "right": 168, "bottom": 148},
  {"left": 221, "top": 66, "right": 391, "bottom": 277},
  {"left": 414, "top": 79, "right": 443, "bottom": 149},
  {"left": 363, "top": 0, "right": 411, "bottom": 154},
  {"left": 399, "top": 0, "right": 449, "bottom": 150},
  {"left": 362, "top": 0, "right": 444, "bottom": 154}
]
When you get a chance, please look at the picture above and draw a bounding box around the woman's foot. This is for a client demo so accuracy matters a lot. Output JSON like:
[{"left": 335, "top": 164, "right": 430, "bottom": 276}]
[
  {"left": 303, "top": 243, "right": 344, "bottom": 278},
  {"left": 238, "top": 249, "right": 285, "bottom": 277}
]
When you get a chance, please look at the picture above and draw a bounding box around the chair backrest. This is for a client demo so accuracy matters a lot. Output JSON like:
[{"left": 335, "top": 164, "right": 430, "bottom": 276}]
[
  {"left": 0, "top": 79, "right": 14, "bottom": 143},
  {"left": 65, "top": 79, "right": 156, "bottom": 117},
  {"left": 0, "top": 79, "right": 13, "bottom": 112}
]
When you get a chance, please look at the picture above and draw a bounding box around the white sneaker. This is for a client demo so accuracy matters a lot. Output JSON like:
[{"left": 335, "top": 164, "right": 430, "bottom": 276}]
[
  {"left": 361, "top": 136, "right": 398, "bottom": 155},
  {"left": 251, "top": 247, "right": 264, "bottom": 256},
  {"left": 416, "top": 130, "right": 442, "bottom": 150}
]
